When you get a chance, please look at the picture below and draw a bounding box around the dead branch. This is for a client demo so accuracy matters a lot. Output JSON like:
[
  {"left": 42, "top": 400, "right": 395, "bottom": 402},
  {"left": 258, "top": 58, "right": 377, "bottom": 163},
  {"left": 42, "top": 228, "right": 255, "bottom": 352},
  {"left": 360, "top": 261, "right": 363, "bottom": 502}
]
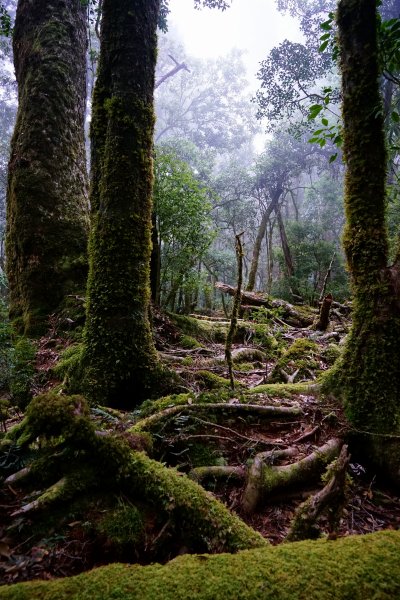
[{"left": 314, "top": 293, "right": 333, "bottom": 331}]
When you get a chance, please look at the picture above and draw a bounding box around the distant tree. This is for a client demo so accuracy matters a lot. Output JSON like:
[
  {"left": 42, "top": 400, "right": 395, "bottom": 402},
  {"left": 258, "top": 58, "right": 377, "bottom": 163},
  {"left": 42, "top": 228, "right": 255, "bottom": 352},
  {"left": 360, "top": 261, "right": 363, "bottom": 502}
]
[
  {"left": 153, "top": 149, "right": 215, "bottom": 310},
  {"left": 156, "top": 37, "right": 257, "bottom": 152},
  {"left": 5, "top": 0, "right": 89, "bottom": 335}
]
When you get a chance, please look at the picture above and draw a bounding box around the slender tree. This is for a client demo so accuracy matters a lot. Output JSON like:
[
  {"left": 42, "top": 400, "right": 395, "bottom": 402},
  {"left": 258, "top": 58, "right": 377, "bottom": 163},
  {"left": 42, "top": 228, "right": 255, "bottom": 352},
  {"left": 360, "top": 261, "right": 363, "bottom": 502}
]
[
  {"left": 6, "top": 0, "right": 89, "bottom": 335},
  {"left": 82, "top": 0, "right": 168, "bottom": 407},
  {"left": 324, "top": 0, "right": 400, "bottom": 481}
]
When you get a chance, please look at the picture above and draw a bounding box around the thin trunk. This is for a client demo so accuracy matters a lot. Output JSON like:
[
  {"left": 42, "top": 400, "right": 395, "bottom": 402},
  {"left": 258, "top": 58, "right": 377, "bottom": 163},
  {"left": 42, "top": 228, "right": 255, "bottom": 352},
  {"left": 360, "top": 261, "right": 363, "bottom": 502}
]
[
  {"left": 275, "top": 205, "right": 295, "bottom": 279},
  {"left": 246, "top": 188, "right": 282, "bottom": 292},
  {"left": 6, "top": 0, "right": 89, "bottom": 335}
]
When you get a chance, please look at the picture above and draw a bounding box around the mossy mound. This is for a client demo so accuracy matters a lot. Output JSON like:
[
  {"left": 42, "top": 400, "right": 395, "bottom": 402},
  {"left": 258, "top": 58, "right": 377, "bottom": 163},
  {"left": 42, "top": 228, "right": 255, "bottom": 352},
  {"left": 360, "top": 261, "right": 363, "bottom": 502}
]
[
  {"left": 269, "top": 339, "right": 319, "bottom": 383},
  {"left": 1, "top": 530, "right": 399, "bottom": 599},
  {"left": 195, "top": 370, "right": 231, "bottom": 390}
]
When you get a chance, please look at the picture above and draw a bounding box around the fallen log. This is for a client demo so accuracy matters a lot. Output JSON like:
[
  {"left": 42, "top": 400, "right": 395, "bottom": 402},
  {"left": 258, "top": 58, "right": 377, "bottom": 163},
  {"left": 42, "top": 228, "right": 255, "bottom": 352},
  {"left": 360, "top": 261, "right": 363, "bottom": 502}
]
[
  {"left": 2, "top": 531, "right": 400, "bottom": 599},
  {"left": 215, "top": 282, "right": 315, "bottom": 327}
]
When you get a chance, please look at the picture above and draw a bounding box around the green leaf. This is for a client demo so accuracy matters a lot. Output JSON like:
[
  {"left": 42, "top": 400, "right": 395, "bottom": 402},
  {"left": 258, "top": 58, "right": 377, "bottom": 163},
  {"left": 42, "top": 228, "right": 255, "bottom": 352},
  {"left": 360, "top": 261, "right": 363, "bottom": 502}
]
[
  {"left": 320, "top": 33, "right": 330, "bottom": 41},
  {"left": 319, "top": 40, "right": 329, "bottom": 52},
  {"left": 321, "top": 117, "right": 328, "bottom": 126},
  {"left": 320, "top": 19, "right": 332, "bottom": 31},
  {"left": 329, "top": 153, "right": 338, "bottom": 163},
  {"left": 391, "top": 111, "right": 400, "bottom": 123}
]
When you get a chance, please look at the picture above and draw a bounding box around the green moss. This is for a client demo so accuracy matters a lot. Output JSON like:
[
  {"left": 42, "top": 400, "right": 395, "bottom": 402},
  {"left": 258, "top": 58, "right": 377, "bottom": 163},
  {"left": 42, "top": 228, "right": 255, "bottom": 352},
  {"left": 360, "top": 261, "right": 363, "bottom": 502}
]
[
  {"left": 8, "top": 392, "right": 264, "bottom": 556},
  {"left": 81, "top": 0, "right": 168, "bottom": 408},
  {"left": 195, "top": 370, "right": 231, "bottom": 390},
  {"left": 321, "top": 344, "right": 341, "bottom": 367},
  {"left": 180, "top": 335, "right": 204, "bottom": 349},
  {"left": 234, "top": 362, "right": 255, "bottom": 372},
  {"left": 2, "top": 531, "right": 400, "bottom": 599},
  {"left": 10, "top": 337, "right": 36, "bottom": 408},
  {"left": 246, "top": 382, "right": 315, "bottom": 397},
  {"left": 52, "top": 343, "right": 84, "bottom": 393},
  {"left": 182, "top": 356, "right": 194, "bottom": 367},
  {"left": 97, "top": 502, "right": 144, "bottom": 547},
  {"left": 252, "top": 324, "right": 280, "bottom": 355},
  {"left": 269, "top": 339, "right": 319, "bottom": 383},
  {"left": 169, "top": 314, "right": 227, "bottom": 343},
  {"left": 137, "top": 393, "right": 195, "bottom": 418}
]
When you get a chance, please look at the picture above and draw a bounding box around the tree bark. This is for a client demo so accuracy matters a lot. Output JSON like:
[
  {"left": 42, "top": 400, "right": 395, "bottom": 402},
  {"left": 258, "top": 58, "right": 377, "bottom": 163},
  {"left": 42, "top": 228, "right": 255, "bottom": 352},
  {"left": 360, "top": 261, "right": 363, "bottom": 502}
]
[
  {"left": 246, "top": 188, "right": 282, "bottom": 292},
  {"left": 6, "top": 0, "right": 89, "bottom": 335},
  {"left": 323, "top": 0, "right": 400, "bottom": 482},
  {"left": 82, "top": 0, "right": 166, "bottom": 407}
]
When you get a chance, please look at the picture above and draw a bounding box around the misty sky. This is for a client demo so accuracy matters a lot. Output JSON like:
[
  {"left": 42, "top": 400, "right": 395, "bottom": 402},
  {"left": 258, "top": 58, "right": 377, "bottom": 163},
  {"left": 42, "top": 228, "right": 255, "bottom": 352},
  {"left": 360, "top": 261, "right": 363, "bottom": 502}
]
[{"left": 167, "top": 0, "right": 302, "bottom": 90}]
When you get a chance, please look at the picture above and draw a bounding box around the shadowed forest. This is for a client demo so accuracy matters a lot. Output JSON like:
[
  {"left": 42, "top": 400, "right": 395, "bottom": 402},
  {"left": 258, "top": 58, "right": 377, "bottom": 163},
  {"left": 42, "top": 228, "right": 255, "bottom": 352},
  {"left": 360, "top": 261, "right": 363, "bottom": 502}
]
[{"left": 1, "top": 0, "right": 400, "bottom": 598}]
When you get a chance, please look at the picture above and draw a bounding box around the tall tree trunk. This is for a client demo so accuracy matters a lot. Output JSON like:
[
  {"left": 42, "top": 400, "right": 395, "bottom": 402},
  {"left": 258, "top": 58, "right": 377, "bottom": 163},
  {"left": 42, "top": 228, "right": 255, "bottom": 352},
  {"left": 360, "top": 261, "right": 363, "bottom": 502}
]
[
  {"left": 82, "top": 0, "right": 165, "bottom": 407},
  {"left": 6, "top": 0, "right": 89, "bottom": 335},
  {"left": 323, "top": 0, "right": 400, "bottom": 482},
  {"left": 246, "top": 188, "right": 282, "bottom": 292},
  {"left": 275, "top": 204, "right": 295, "bottom": 279}
]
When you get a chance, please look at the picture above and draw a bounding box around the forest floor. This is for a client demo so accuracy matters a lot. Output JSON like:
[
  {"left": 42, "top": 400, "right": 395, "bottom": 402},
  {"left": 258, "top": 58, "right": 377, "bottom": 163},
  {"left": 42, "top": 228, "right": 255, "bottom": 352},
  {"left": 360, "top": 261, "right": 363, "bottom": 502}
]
[{"left": 1, "top": 304, "right": 400, "bottom": 585}]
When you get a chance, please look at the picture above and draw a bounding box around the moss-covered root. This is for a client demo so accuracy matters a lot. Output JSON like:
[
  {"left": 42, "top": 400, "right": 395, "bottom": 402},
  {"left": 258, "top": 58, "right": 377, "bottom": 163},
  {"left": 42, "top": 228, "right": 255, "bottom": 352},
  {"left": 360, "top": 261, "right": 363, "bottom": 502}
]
[
  {"left": 130, "top": 403, "right": 303, "bottom": 434},
  {"left": 7, "top": 393, "right": 264, "bottom": 554},
  {"left": 286, "top": 444, "right": 350, "bottom": 542},
  {"left": 2, "top": 531, "right": 400, "bottom": 600},
  {"left": 242, "top": 439, "right": 341, "bottom": 513},
  {"left": 127, "top": 452, "right": 266, "bottom": 553}
]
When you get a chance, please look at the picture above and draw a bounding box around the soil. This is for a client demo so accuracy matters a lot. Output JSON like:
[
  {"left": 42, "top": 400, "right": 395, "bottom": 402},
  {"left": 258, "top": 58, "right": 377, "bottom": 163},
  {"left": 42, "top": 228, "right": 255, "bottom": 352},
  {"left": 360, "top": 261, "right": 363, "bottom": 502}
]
[{"left": 1, "top": 307, "right": 400, "bottom": 585}]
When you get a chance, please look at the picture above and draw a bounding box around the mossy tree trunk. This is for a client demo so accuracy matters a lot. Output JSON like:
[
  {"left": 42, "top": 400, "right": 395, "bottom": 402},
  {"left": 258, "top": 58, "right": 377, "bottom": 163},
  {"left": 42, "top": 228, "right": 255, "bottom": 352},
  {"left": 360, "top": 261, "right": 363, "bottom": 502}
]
[
  {"left": 6, "top": 0, "right": 89, "bottom": 336},
  {"left": 324, "top": 0, "right": 400, "bottom": 481},
  {"left": 82, "top": 0, "right": 164, "bottom": 407}
]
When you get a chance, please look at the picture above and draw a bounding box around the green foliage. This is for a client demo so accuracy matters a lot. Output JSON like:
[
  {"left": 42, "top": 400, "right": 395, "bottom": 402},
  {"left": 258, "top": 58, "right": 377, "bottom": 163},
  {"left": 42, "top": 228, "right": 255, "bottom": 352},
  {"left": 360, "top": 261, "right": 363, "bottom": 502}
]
[
  {"left": 0, "top": 298, "right": 13, "bottom": 392},
  {"left": 0, "top": 4, "right": 12, "bottom": 36},
  {"left": 10, "top": 338, "right": 36, "bottom": 409},
  {"left": 52, "top": 344, "right": 84, "bottom": 393},
  {"left": 273, "top": 217, "right": 348, "bottom": 304},
  {"left": 154, "top": 149, "right": 216, "bottom": 309}
]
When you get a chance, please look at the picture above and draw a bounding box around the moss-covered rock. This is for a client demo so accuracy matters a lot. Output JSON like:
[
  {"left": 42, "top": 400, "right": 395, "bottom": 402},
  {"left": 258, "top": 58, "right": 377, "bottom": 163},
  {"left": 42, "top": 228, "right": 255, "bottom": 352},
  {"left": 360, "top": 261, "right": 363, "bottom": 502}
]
[{"left": 1, "top": 531, "right": 399, "bottom": 599}]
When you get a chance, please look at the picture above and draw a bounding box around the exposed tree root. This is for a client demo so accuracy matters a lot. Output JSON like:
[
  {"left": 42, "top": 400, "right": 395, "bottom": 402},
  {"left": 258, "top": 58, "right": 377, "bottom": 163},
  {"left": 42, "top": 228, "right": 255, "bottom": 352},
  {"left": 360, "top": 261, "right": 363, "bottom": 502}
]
[
  {"left": 242, "top": 438, "right": 342, "bottom": 513},
  {"left": 189, "top": 465, "right": 246, "bottom": 483},
  {"left": 131, "top": 403, "right": 303, "bottom": 434},
  {"left": 4, "top": 393, "right": 266, "bottom": 554},
  {"left": 286, "top": 445, "right": 350, "bottom": 541}
]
